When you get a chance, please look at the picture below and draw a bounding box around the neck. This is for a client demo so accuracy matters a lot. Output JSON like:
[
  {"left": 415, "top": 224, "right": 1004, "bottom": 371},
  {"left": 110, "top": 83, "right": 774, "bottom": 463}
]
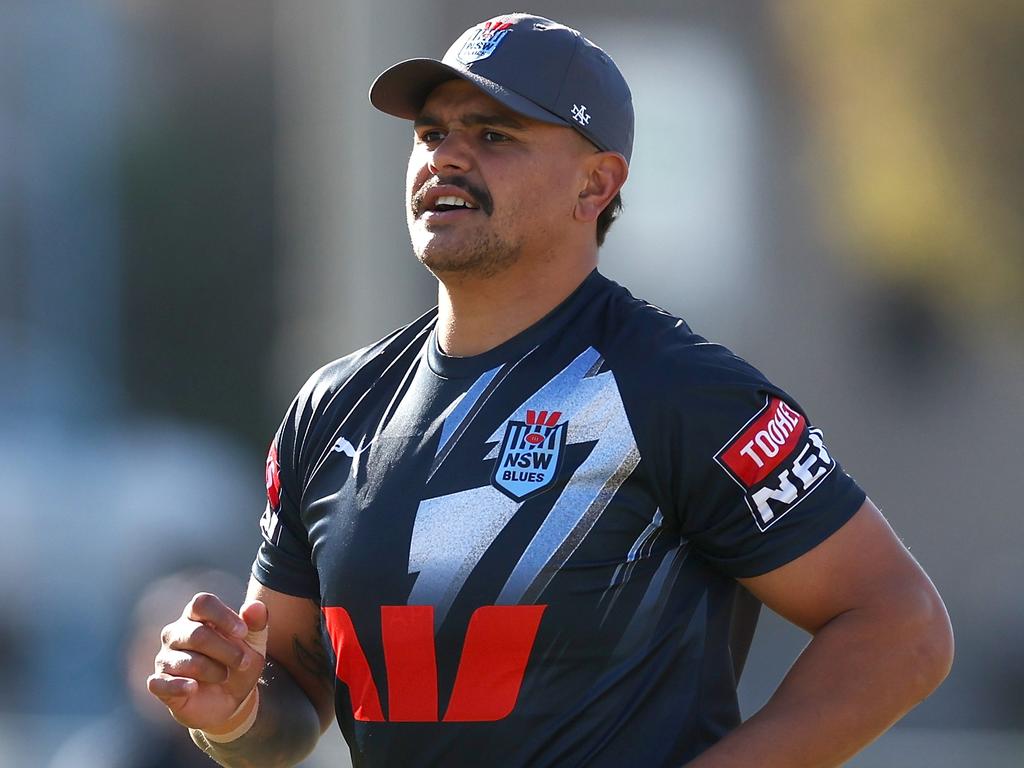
[{"left": 434, "top": 252, "right": 597, "bottom": 357}]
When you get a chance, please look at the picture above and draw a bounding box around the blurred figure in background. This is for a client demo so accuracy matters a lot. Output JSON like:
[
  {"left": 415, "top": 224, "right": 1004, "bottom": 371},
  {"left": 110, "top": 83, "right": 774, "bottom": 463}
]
[{"left": 50, "top": 569, "right": 245, "bottom": 768}]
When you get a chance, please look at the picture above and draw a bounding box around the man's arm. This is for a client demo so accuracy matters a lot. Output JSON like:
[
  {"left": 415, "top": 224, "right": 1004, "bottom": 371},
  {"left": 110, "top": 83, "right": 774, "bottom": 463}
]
[
  {"left": 149, "top": 581, "right": 334, "bottom": 768},
  {"left": 687, "top": 498, "right": 954, "bottom": 768}
]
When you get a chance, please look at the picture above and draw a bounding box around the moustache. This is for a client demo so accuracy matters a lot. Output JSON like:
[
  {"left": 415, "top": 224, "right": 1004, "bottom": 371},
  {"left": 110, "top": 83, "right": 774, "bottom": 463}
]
[{"left": 412, "top": 177, "right": 494, "bottom": 217}]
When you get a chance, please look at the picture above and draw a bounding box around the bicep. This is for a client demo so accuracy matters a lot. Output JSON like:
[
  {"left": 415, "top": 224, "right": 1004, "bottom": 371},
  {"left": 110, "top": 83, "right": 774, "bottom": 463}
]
[
  {"left": 739, "top": 498, "right": 941, "bottom": 634},
  {"left": 246, "top": 578, "right": 335, "bottom": 730}
]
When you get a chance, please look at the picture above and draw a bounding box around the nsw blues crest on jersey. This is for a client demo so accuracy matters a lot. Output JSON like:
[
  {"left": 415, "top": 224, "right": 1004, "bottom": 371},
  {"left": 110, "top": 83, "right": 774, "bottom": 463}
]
[{"left": 491, "top": 409, "right": 567, "bottom": 501}]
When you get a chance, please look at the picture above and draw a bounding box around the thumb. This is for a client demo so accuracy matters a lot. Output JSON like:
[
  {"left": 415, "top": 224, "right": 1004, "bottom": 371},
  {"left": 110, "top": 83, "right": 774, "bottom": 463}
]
[{"left": 239, "top": 600, "right": 269, "bottom": 656}]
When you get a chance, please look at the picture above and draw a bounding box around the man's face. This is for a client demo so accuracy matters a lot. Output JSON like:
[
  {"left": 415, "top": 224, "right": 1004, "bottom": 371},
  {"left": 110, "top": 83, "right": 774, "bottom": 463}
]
[{"left": 407, "top": 79, "right": 592, "bottom": 278}]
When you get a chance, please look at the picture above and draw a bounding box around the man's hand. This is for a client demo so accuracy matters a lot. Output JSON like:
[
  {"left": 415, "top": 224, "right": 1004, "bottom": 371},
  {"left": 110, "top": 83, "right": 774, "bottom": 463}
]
[{"left": 148, "top": 593, "right": 269, "bottom": 733}]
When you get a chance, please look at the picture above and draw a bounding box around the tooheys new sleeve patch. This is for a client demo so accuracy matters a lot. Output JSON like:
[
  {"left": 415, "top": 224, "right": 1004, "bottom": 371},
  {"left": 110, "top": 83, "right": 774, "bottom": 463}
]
[{"left": 714, "top": 396, "right": 836, "bottom": 532}]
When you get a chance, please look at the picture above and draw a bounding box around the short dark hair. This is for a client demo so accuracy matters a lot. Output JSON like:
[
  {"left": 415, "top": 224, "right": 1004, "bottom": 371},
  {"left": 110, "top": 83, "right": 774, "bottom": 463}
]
[{"left": 596, "top": 192, "right": 622, "bottom": 247}]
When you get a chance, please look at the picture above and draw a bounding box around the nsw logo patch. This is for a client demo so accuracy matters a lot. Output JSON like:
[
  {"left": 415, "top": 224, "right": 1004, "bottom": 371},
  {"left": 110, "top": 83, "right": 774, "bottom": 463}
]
[
  {"left": 714, "top": 396, "right": 835, "bottom": 531},
  {"left": 457, "top": 19, "right": 513, "bottom": 64},
  {"left": 491, "top": 409, "right": 567, "bottom": 501}
]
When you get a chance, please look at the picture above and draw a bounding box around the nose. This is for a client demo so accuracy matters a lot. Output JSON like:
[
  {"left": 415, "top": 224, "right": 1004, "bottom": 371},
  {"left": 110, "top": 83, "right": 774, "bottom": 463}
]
[{"left": 428, "top": 131, "right": 473, "bottom": 175}]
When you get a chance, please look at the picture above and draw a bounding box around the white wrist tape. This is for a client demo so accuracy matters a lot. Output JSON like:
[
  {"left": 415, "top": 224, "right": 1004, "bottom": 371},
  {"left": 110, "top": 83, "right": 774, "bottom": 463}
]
[
  {"left": 200, "top": 620, "right": 269, "bottom": 744},
  {"left": 202, "top": 687, "right": 259, "bottom": 743}
]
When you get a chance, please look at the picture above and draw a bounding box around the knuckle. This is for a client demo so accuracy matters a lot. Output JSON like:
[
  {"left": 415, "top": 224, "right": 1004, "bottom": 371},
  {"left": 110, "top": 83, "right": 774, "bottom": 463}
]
[
  {"left": 209, "top": 661, "right": 230, "bottom": 683},
  {"left": 187, "top": 624, "right": 212, "bottom": 647},
  {"left": 160, "top": 623, "right": 176, "bottom": 646},
  {"left": 170, "top": 656, "right": 197, "bottom": 677},
  {"left": 146, "top": 675, "right": 166, "bottom": 698},
  {"left": 190, "top": 592, "right": 214, "bottom": 613},
  {"left": 185, "top": 655, "right": 226, "bottom": 683}
]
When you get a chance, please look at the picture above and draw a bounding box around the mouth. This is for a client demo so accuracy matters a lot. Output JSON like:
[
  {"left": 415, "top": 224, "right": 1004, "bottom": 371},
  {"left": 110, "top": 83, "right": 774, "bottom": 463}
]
[
  {"left": 423, "top": 194, "right": 479, "bottom": 222},
  {"left": 413, "top": 179, "right": 492, "bottom": 222}
]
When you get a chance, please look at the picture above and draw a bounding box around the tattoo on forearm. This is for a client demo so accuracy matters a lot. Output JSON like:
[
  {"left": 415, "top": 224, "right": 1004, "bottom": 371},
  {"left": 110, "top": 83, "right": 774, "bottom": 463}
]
[
  {"left": 190, "top": 660, "right": 322, "bottom": 768},
  {"left": 186, "top": 602, "right": 334, "bottom": 766},
  {"left": 293, "top": 602, "right": 334, "bottom": 696}
]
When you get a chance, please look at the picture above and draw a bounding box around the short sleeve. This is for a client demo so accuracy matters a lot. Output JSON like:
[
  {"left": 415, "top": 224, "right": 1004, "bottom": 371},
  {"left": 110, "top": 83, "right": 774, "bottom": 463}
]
[
  {"left": 670, "top": 372, "right": 866, "bottom": 579},
  {"left": 251, "top": 396, "right": 320, "bottom": 599}
]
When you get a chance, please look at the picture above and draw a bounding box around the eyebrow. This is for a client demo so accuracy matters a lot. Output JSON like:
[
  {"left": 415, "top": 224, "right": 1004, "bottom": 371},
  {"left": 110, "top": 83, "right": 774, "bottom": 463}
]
[{"left": 413, "top": 111, "right": 527, "bottom": 130}]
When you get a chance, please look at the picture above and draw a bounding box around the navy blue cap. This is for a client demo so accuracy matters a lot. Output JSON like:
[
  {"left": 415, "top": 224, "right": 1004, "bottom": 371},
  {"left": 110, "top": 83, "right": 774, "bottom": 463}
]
[{"left": 369, "top": 13, "right": 634, "bottom": 163}]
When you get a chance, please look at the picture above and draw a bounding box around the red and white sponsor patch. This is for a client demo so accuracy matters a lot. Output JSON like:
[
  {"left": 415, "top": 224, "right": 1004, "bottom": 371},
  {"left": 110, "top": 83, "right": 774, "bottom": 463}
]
[
  {"left": 261, "top": 439, "right": 284, "bottom": 545},
  {"left": 718, "top": 398, "right": 805, "bottom": 487},
  {"left": 715, "top": 396, "right": 835, "bottom": 531},
  {"left": 265, "top": 440, "right": 282, "bottom": 510}
]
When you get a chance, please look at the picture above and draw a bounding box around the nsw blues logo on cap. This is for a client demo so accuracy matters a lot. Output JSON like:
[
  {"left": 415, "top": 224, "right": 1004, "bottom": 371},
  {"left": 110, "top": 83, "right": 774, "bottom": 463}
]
[
  {"left": 457, "top": 18, "right": 514, "bottom": 64},
  {"left": 369, "top": 13, "right": 634, "bottom": 162}
]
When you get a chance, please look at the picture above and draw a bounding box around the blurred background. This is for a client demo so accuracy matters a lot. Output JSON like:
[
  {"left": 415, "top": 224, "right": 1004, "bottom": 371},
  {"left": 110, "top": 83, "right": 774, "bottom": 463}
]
[{"left": 1, "top": 1, "right": 1021, "bottom": 766}]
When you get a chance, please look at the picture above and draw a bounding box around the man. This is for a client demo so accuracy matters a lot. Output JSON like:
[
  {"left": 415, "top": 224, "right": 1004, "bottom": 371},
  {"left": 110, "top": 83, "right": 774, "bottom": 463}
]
[{"left": 149, "top": 14, "right": 953, "bottom": 767}]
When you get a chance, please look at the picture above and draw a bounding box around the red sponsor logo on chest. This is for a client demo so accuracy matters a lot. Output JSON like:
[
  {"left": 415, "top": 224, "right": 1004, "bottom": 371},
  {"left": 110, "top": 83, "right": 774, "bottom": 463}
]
[
  {"left": 323, "top": 604, "right": 546, "bottom": 722},
  {"left": 718, "top": 397, "right": 805, "bottom": 487}
]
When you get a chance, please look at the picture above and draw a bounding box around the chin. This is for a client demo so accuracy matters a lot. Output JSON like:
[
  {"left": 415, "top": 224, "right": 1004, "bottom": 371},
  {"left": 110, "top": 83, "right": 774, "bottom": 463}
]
[
  {"left": 409, "top": 219, "right": 524, "bottom": 279},
  {"left": 417, "top": 250, "right": 487, "bottom": 276},
  {"left": 417, "top": 243, "right": 521, "bottom": 281}
]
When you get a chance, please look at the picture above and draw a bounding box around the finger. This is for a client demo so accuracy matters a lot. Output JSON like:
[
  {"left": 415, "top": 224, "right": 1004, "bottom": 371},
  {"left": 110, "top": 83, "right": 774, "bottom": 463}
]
[
  {"left": 239, "top": 600, "right": 269, "bottom": 658},
  {"left": 155, "top": 649, "right": 230, "bottom": 684},
  {"left": 240, "top": 600, "right": 268, "bottom": 635},
  {"left": 167, "top": 621, "right": 249, "bottom": 671},
  {"left": 185, "top": 592, "right": 248, "bottom": 639},
  {"left": 147, "top": 672, "right": 197, "bottom": 705}
]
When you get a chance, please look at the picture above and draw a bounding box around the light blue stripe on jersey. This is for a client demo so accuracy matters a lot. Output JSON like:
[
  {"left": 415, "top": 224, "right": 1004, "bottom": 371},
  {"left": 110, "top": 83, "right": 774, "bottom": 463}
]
[{"left": 435, "top": 364, "right": 502, "bottom": 456}]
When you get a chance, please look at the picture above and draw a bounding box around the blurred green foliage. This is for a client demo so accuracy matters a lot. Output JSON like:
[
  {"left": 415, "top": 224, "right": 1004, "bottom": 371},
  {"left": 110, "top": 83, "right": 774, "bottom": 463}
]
[{"left": 773, "top": 0, "right": 1024, "bottom": 322}]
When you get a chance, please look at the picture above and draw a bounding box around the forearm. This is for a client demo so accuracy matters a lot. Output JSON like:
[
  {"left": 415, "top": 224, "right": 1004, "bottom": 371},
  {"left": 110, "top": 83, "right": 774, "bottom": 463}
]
[
  {"left": 687, "top": 593, "right": 953, "bottom": 767},
  {"left": 190, "top": 659, "right": 324, "bottom": 768}
]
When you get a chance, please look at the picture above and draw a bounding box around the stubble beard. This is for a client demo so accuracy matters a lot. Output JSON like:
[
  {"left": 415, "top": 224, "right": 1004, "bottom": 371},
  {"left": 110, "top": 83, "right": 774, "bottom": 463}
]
[
  {"left": 412, "top": 225, "right": 523, "bottom": 280},
  {"left": 407, "top": 172, "right": 523, "bottom": 278}
]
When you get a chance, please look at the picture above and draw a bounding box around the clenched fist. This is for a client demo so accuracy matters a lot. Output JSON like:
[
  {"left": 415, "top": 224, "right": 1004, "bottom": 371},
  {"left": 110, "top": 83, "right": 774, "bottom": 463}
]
[{"left": 148, "top": 592, "right": 268, "bottom": 734}]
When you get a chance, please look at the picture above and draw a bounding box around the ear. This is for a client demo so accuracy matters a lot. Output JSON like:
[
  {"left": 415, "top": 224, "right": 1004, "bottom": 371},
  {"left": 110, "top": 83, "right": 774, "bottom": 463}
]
[{"left": 574, "top": 152, "right": 628, "bottom": 224}]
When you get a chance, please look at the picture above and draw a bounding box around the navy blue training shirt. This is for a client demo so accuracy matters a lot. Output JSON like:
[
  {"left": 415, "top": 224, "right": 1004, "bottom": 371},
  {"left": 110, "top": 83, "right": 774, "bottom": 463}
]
[{"left": 253, "top": 270, "right": 866, "bottom": 767}]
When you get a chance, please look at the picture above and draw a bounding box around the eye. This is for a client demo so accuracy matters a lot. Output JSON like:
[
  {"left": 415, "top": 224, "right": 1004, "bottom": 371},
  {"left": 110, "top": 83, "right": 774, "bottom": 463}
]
[
  {"left": 482, "top": 130, "right": 511, "bottom": 143},
  {"left": 417, "top": 129, "right": 445, "bottom": 144}
]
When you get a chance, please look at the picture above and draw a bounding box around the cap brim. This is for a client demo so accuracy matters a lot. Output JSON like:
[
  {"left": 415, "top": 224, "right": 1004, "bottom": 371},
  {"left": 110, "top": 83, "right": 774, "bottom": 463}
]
[{"left": 369, "top": 58, "right": 569, "bottom": 127}]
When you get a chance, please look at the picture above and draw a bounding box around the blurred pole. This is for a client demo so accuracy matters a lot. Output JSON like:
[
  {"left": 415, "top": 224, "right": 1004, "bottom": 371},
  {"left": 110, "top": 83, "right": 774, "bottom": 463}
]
[
  {"left": 2, "top": 0, "right": 121, "bottom": 426},
  {"left": 592, "top": 21, "right": 761, "bottom": 344},
  {"left": 273, "top": 0, "right": 436, "bottom": 398}
]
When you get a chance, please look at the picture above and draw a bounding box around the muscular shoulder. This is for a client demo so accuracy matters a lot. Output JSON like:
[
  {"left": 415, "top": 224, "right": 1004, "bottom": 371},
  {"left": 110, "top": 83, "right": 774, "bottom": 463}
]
[
  {"left": 595, "top": 280, "right": 770, "bottom": 410},
  {"left": 278, "top": 308, "right": 437, "bottom": 472},
  {"left": 290, "top": 309, "right": 437, "bottom": 416}
]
